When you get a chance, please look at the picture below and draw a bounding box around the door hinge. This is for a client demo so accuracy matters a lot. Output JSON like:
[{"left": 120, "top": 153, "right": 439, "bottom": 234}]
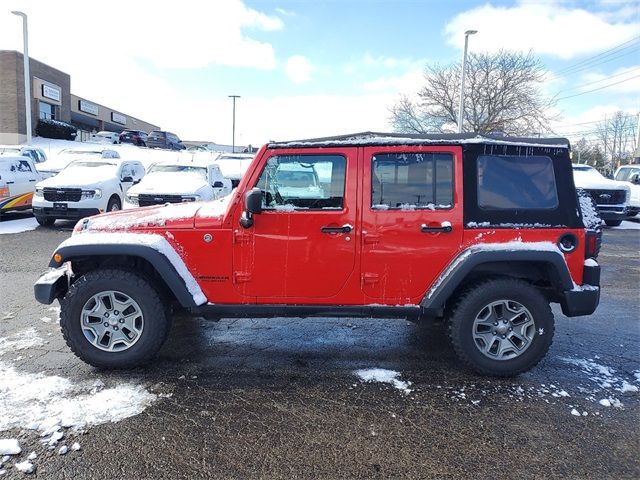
[
  {"left": 233, "top": 230, "right": 251, "bottom": 244},
  {"left": 233, "top": 272, "right": 252, "bottom": 283},
  {"left": 362, "top": 273, "right": 379, "bottom": 285}
]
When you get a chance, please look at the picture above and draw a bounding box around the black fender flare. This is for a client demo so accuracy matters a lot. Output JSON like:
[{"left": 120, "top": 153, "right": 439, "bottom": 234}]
[
  {"left": 420, "top": 249, "right": 573, "bottom": 309},
  {"left": 49, "top": 243, "right": 199, "bottom": 308}
]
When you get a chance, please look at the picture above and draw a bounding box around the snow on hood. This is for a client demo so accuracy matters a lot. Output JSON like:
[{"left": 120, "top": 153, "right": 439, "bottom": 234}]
[
  {"left": 128, "top": 172, "right": 208, "bottom": 196},
  {"left": 84, "top": 201, "right": 203, "bottom": 231},
  {"left": 573, "top": 170, "right": 629, "bottom": 191},
  {"left": 37, "top": 165, "right": 117, "bottom": 188}
]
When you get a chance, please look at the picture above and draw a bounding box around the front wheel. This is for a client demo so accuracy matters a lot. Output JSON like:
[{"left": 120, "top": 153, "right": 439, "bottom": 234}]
[
  {"left": 604, "top": 219, "right": 622, "bottom": 227},
  {"left": 106, "top": 195, "right": 121, "bottom": 212},
  {"left": 60, "top": 269, "right": 170, "bottom": 368},
  {"left": 448, "top": 278, "right": 554, "bottom": 377},
  {"left": 35, "top": 215, "right": 55, "bottom": 226}
]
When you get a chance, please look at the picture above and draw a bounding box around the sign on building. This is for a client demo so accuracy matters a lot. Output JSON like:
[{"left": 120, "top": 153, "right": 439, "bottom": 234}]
[
  {"left": 79, "top": 99, "right": 99, "bottom": 116},
  {"left": 111, "top": 112, "right": 126, "bottom": 125},
  {"left": 42, "top": 84, "right": 61, "bottom": 102}
]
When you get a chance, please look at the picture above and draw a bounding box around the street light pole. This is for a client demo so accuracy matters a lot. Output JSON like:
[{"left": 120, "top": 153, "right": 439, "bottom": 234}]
[
  {"left": 12, "top": 11, "right": 32, "bottom": 145},
  {"left": 228, "top": 95, "right": 240, "bottom": 153},
  {"left": 457, "top": 29, "right": 477, "bottom": 134}
]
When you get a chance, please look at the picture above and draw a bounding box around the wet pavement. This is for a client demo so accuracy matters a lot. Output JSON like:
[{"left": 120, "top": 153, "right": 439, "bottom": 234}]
[{"left": 0, "top": 215, "right": 638, "bottom": 479}]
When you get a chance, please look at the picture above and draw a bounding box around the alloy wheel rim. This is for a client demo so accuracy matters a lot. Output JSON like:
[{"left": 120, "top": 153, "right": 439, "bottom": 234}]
[
  {"left": 472, "top": 299, "right": 536, "bottom": 360},
  {"left": 80, "top": 290, "right": 144, "bottom": 352}
]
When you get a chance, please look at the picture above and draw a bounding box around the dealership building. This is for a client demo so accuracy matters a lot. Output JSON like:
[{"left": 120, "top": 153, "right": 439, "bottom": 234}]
[{"left": 0, "top": 50, "right": 160, "bottom": 144}]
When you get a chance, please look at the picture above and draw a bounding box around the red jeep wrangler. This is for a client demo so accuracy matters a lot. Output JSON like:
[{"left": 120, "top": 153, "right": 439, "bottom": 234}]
[{"left": 35, "top": 133, "right": 601, "bottom": 376}]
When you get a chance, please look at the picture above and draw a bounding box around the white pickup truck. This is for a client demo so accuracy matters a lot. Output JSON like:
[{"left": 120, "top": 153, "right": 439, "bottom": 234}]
[
  {"left": 125, "top": 160, "right": 232, "bottom": 208},
  {"left": 614, "top": 165, "right": 640, "bottom": 217}
]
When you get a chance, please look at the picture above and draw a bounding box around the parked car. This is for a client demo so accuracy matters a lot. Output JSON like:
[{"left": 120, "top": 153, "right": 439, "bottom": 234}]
[
  {"left": 213, "top": 152, "right": 254, "bottom": 187},
  {"left": 572, "top": 164, "right": 630, "bottom": 226},
  {"left": 0, "top": 156, "right": 41, "bottom": 214},
  {"left": 37, "top": 148, "right": 120, "bottom": 179},
  {"left": 125, "top": 160, "right": 232, "bottom": 208},
  {"left": 614, "top": 164, "right": 640, "bottom": 217},
  {"left": 119, "top": 130, "right": 148, "bottom": 147},
  {"left": 32, "top": 157, "right": 144, "bottom": 226},
  {"left": 0, "top": 145, "right": 48, "bottom": 164},
  {"left": 91, "top": 131, "right": 120, "bottom": 144},
  {"left": 146, "top": 130, "right": 185, "bottom": 150},
  {"left": 35, "top": 133, "right": 600, "bottom": 377}
]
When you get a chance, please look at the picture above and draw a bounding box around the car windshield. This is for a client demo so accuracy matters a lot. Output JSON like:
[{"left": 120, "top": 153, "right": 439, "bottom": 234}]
[
  {"left": 572, "top": 165, "right": 595, "bottom": 172},
  {"left": 96, "top": 132, "right": 112, "bottom": 137},
  {"left": 66, "top": 161, "right": 117, "bottom": 169},
  {"left": 149, "top": 164, "right": 207, "bottom": 179},
  {"left": 60, "top": 149, "right": 103, "bottom": 156},
  {"left": 616, "top": 167, "right": 640, "bottom": 181}
]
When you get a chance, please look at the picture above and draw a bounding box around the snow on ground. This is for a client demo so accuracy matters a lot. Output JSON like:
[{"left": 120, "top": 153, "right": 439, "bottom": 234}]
[
  {"left": 354, "top": 368, "right": 413, "bottom": 395},
  {"left": 611, "top": 220, "right": 640, "bottom": 230},
  {"left": 0, "top": 218, "right": 39, "bottom": 235},
  {"left": 0, "top": 328, "right": 44, "bottom": 356},
  {"left": 0, "top": 439, "right": 21, "bottom": 455}
]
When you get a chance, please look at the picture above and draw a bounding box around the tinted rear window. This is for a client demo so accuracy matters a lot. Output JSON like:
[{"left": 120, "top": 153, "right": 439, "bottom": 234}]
[{"left": 477, "top": 155, "right": 558, "bottom": 210}]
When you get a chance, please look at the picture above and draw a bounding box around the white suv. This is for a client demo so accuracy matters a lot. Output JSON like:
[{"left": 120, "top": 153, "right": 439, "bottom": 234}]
[
  {"left": 125, "top": 160, "right": 232, "bottom": 208},
  {"left": 32, "top": 158, "right": 144, "bottom": 226}
]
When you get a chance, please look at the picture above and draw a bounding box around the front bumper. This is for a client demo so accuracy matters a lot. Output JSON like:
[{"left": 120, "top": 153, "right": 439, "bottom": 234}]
[
  {"left": 560, "top": 263, "right": 601, "bottom": 317},
  {"left": 34, "top": 266, "right": 68, "bottom": 305},
  {"left": 33, "top": 206, "right": 100, "bottom": 220},
  {"left": 595, "top": 205, "right": 627, "bottom": 221}
]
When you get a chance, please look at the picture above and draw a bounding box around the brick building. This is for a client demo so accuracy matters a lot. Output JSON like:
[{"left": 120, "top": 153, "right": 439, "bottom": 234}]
[{"left": 0, "top": 50, "right": 159, "bottom": 144}]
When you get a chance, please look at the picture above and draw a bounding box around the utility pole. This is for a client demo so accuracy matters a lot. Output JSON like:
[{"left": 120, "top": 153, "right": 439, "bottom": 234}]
[
  {"left": 228, "top": 95, "right": 240, "bottom": 153},
  {"left": 12, "top": 11, "right": 31, "bottom": 144},
  {"left": 457, "top": 29, "right": 477, "bottom": 133}
]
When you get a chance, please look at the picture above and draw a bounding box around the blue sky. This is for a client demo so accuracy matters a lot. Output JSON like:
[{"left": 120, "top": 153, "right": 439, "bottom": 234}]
[{"left": 1, "top": 0, "right": 639, "bottom": 144}]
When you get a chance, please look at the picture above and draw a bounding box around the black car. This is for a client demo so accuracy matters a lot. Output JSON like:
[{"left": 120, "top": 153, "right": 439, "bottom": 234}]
[
  {"left": 146, "top": 130, "right": 185, "bottom": 150},
  {"left": 119, "top": 130, "right": 148, "bottom": 147}
]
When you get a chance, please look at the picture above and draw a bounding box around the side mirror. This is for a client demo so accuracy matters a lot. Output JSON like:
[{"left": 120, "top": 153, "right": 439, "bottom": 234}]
[
  {"left": 212, "top": 181, "right": 223, "bottom": 188},
  {"left": 121, "top": 176, "right": 133, "bottom": 183},
  {"left": 631, "top": 174, "right": 640, "bottom": 185},
  {"left": 239, "top": 188, "right": 262, "bottom": 229}
]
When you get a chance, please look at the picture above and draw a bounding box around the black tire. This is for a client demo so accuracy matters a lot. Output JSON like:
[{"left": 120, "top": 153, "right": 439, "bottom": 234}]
[
  {"left": 35, "top": 215, "right": 55, "bottom": 226},
  {"left": 106, "top": 195, "right": 121, "bottom": 212},
  {"left": 60, "top": 269, "right": 170, "bottom": 368},
  {"left": 448, "top": 278, "right": 554, "bottom": 377},
  {"left": 604, "top": 219, "right": 622, "bottom": 227}
]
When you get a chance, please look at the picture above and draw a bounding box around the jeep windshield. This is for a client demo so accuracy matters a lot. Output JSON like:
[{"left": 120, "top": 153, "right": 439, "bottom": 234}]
[{"left": 148, "top": 164, "right": 207, "bottom": 180}]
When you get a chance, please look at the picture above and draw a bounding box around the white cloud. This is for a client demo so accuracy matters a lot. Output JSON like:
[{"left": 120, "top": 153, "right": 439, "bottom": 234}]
[
  {"left": 286, "top": 55, "right": 312, "bottom": 83},
  {"left": 579, "top": 66, "right": 640, "bottom": 94},
  {"left": 444, "top": 1, "right": 639, "bottom": 59},
  {"left": 0, "top": 0, "right": 282, "bottom": 70},
  {"left": 363, "top": 68, "right": 425, "bottom": 94}
]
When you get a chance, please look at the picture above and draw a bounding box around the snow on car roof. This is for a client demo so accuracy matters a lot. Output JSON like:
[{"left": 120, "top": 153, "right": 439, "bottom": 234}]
[{"left": 267, "top": 131, "right": 570, "bottom": 149}]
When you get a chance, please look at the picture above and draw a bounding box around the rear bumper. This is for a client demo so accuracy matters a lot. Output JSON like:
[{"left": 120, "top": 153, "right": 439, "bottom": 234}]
[
  {"left": 34, "top": 266, "right": 68, "bottom": 305},
  {"left": 560, "top": 264, "right": 600, "bottom": 317}
]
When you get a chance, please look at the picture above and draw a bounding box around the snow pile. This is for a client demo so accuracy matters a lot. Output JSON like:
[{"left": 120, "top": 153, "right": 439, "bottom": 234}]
[
  {"left": 14, "top": 460, "right": 35, "bottom": 474},
  {"left": 576, "top": 189, "right": 602, "bottom": 230},
  {"left": 0, "top": 361, "right": 157, "bottom": 433},
  {"left": 0, "top": 440, "right": 20, "bottom": 455},
  {"left": 57, "top": 232, "right": 207, "bottom": 305},
  {"left": 0, "top": 218, "right": 39, "bottom": 235},
  {"left": 611, "top": 221, "right": 640, "bottom": 230},
  {"left": 0, "top": 328, "right": 44, "bottom": 356},
  {"left": 354, "top": 368, "right": 413, "bottom": 395}
]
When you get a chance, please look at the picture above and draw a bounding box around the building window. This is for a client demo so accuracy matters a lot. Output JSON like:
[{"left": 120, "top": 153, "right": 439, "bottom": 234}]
[{"left": 39, "top": 101, "right": 55, "bottom": 120}]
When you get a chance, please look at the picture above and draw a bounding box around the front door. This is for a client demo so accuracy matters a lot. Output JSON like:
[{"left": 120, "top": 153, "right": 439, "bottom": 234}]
[
  {"left": 232, "top": 148, "right": 358, "bottom": 300},
  {"left": 360, "top": 145, "right": 464, "bottom": 304}
]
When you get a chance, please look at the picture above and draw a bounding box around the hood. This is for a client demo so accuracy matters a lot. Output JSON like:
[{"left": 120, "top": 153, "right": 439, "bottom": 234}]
[
  {"left": 128, "top": 172, "right": 208, "bottom": 196},
  {"left": 79, "top": 201, "right": 204, "bottom": 233},
  {"left": 573, "top": 170, "right": 629, "bottom": 191},
  {"left": 37, "top": 165, "right": 116, "bottom": 188}
]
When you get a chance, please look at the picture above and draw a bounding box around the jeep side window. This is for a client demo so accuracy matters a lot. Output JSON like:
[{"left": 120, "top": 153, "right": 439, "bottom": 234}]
[
  {"left": 477, "top": 155, "right": 558, "bottom": 210},
  {"left": 255, "top": 154, "right": 346, "bottom": 210},
  {"left": 371, "top": 152, "right": 453, "bottom": 209}
]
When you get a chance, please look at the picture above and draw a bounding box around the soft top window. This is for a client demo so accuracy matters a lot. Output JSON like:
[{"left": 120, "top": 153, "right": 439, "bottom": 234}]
[{"left": 477, "top": 155, "right": 558, "bottom": 210}]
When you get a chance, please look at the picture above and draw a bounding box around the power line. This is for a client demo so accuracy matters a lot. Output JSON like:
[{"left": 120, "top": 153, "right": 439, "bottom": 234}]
[
  {"left": 557, "top": 68, "right": 640, "bottom": 94},
  {"left": 556, "top": 74, "right": 640, "bottom": 100},
  {"left": 554, "top": 37, "right": 640, "bottom": 77}
]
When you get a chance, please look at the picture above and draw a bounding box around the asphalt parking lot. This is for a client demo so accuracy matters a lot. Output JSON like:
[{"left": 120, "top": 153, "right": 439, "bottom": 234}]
[{"left": 0, "top": 215, "right": 638, "bottom": 479}]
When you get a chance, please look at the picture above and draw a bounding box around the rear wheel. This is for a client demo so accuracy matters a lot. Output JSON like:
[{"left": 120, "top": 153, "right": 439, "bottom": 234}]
[
  {"left": 35, "top": 215, "right": 55, "bottom": 226},
  {"left": 604, "top": 219, "right": 622, "bottom": 227},
  {"left": 448, "top": 278, "right": 554, "bottom": 376},
  {"left": 60, "top": 268, "right": 170, "bottom": 368}
]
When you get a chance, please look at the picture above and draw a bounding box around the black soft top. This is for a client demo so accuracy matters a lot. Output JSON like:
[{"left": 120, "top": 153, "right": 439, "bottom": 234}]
[{"left": 267, "top": 131, "right": 570, "bottom": 149}]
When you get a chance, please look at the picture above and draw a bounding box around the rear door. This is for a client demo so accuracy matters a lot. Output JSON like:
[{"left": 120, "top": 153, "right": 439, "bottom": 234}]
[
  {"left": 360, "top": 145, "right": 464, "bottom": 304},
  {"left": 232, "top": 148, "right": 358, "bottom": 299}
]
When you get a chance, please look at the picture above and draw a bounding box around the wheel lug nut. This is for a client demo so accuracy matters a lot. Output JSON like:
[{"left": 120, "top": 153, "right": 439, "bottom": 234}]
[
  {"left": 113, "top": 326, "right": 119, "bottom": 331},
  {"left": 509, "top": 327, "right": 513, "bottom": 331},
  {"left": 493, "top": 322, "right": 498, "bottom": 326},
  {"left": 503, "top": 320, "right": 508, "bottom": 324},
  {"left": 493, "top": 331, "right": 497, "bottom": 335},
  {"left": 119, "top": 319, "right": 124, "bottom": 324},
  {"left": 104, "top": 312, "right": 109, "bottom": 317},
  {"left": 103, "top": 322, "right": 109, "bottom": 327},
  {"left": 502, "top": 335, "right": 506, "bottom": 339},
  {"left": 114, "top": 310, "right": 119, "bottom": 315}
]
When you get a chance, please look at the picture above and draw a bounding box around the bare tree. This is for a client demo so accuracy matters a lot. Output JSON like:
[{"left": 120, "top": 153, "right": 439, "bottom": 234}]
[
  {"left": 596, "top": 111, "right": 638, "bottom": 169},
  {"left": 390, "top": 51, "right": 557, "bottom": 136},
  {"left": 572, "top": 138, "right": 605, "bottom": 168}
]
